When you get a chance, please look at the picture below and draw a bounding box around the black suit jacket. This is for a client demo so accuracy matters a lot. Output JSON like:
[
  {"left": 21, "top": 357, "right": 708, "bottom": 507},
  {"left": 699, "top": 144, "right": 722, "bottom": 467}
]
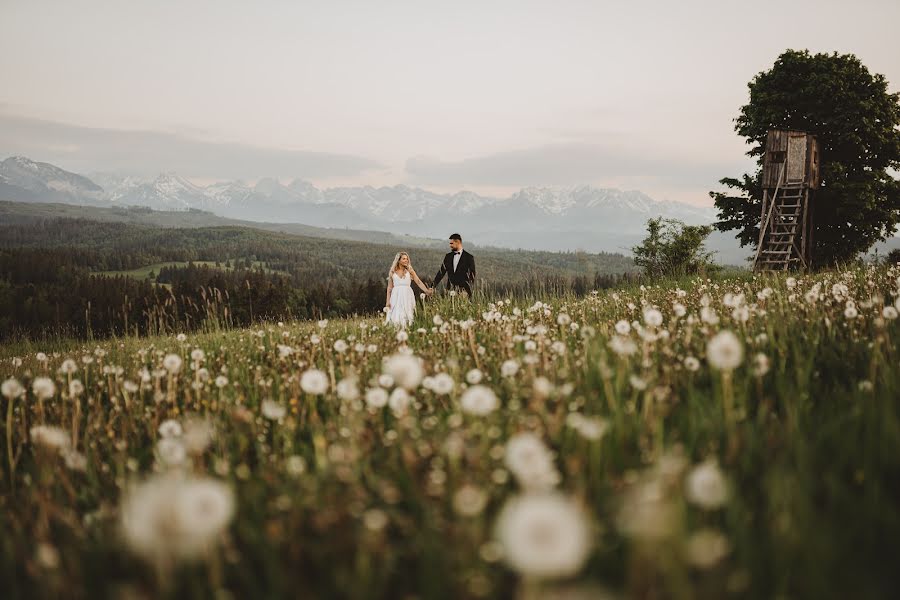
[{"left": 433, "top": 249, "right": 476, "bottom": 293}]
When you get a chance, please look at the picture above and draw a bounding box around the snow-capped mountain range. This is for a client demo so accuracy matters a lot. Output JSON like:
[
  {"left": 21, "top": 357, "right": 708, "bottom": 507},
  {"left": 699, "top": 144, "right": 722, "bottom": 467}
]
[{"left": 1, "top": 155, "right": 728, "bottom": 257}]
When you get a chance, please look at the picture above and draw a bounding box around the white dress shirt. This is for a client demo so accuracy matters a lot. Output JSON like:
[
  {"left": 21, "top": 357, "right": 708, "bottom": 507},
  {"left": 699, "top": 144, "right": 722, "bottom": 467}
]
[{"left": 452, "top": 249, "right": 462, "bottom": 272}]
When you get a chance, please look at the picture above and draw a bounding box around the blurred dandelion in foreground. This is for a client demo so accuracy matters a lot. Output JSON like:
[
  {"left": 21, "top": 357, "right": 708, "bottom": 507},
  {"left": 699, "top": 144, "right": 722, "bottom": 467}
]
[
  {"left": 32, "top": 377, "right": 57, "bottom": 400},
  {"left": 494, "top": 493, "right": 591, "bottom": 579},
  {"left": 460, "top": 385, "right": 499, "bottom": 416},
  {"left": 504, "top": 432, "right": 560, "bottom": 491},
  {"left": 158, "top": 419, "right": 182, "bottom": 438},
  {"left": 30, "top": 425, "right": 71, "bottom": 451},
  {"left": 431, "top": 372, "right": 455, "bottom": 395},
  {"left": 181, "top": 417, "right": 214, "bottom": 455},
  {"left": 300, "top": 369, "right": 329, "bottom": 395},
  {"left": 616, "top": 475, "right": 678, "bottom": 541},
  {"left": 365, "top": 387, "right": 388, "bottom": 409},
  {"left": 384, "top": 354, "right": 424, "bottom": 390},
  {"left": 707, "top": 331, "right": 743, "bottom": 371},
  {"left": 120, "top": 474, "right": 235, "bottom": 566},
  {"left": 685, "top": 528, "right": 730, "bottom": 569},
  {"left": 500, "top": 360, "right": 520, "bottom": 378},
  {"left": 2, "top": 378, "right": 25, "bottom": 400},
  {"left": 162, "top": 354, "right": 183, "bottom": 375},
  {"left": 336, "top": 377, "right": 360, "bottom": 401},
  {"left": 453, "top": 484, "right": 488, "bottom": 517},
  {"left": 685, "top": 460, "right": 729, "bottom": 510},
  {"left": 261, "top": 399, "right": 286, "bottom": 421}
]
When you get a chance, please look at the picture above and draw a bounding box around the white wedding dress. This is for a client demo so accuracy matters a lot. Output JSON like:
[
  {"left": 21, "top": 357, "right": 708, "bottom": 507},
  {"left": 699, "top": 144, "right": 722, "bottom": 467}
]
[{"left": 385, "top": 271, "right": 416, "bottom": 328}]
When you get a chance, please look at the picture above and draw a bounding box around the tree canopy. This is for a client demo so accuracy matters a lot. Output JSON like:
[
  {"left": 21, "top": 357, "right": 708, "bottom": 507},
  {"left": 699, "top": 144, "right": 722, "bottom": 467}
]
[
  {"left": 632, "top": 218, "right": 715, "bottom": 279},
  {"left": 711, "top": 49, "right": 900, "bottom": 266}
]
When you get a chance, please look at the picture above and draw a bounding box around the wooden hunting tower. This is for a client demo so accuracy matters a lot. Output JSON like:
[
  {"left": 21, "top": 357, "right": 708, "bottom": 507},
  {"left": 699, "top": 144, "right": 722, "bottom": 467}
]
[{"left": 754, "top": 130, "right": 820, "bottom": 271}]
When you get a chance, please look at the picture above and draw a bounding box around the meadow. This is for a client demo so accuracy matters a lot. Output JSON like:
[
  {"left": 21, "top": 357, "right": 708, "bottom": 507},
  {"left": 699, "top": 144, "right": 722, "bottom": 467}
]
[{"left": 1, "top": 265, "right": 899, "bottom": 599}]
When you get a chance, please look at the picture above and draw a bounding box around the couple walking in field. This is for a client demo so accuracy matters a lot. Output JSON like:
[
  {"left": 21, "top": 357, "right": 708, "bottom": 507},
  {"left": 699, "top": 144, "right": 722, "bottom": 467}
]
[{"left": 384, "top": 233, "right": 476, "bottom": 328}]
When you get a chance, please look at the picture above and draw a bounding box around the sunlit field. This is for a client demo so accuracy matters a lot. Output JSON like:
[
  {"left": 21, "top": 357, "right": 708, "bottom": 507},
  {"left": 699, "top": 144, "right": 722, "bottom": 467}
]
[{"left": 2, "top": 265, "right": 899, "bottom": 599}]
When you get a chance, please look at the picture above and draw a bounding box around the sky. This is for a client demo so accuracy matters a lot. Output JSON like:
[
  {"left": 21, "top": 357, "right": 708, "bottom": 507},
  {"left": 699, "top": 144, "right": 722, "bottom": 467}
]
[{"left": 1, "top": 0, "right": 898, "bottom": 205}]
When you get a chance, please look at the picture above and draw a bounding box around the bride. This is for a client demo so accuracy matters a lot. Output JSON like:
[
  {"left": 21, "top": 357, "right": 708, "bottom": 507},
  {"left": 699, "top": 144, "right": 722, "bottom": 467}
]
[{"left": 385, "top": 252, "right": 432, "bottom": 328}]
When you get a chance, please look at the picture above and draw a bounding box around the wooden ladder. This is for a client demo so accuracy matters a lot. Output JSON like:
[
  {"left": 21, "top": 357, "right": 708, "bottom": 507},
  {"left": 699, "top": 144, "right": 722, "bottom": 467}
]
[{"left": 754, "top": 184, "right": 809, "bottom": 271}]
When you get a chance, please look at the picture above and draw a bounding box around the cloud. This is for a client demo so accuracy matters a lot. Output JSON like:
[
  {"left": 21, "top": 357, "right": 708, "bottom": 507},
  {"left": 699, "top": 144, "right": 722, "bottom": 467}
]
[
  {"left": 0, "top": 112, "right": 382, "bottom": 179},
  {"left": 404, "top": 142, "right": 750, "bottom": 190}
]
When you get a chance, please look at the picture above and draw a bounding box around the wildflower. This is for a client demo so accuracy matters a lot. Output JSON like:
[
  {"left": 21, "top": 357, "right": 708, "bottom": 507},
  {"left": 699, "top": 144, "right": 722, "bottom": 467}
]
[
  {"left": 617, "top": 476, "right": 678, "bottom": 541},
  {"left": 300, "top": 369, "right": 329, "bottom": 395},
  {"left": 460, "top": 385, "right": 499, "bottom": 416},
  {"left": 1, "top": 378, "right": 24, "bottom": 400},
  {"left": 643, "top": 308, "right": 663, "bottom": 327},
  {"left": 431, "top": 373, "right": 455, "bottom": 395},
  {"left": 363, "top": 508, "right": 389, "bottom": 531},
  {"left": 158, "top": 419, "right": 183, "bottom": 438},
  {"left": 365, "top": 387, "right": 388, "bottom": 409},
  {"left": 29, "top": 425, "right": 70, "bottom": 450},
  {"left": 190, "top": 348, "right": 205, "bottom": 363},
  {"left": 214, "top": 375, "right": 228, "bottom": 388},
  {"left": 286, "top": 455, "right": 306, "bottom": 476},
  {"left": 261, "top": 399, "right": 286, "bottom": 421},
  {"left": 120, "top": 475, "right": 235, "bottom": 563},
  {"left": 59, "top": 359, "right": 78, "bottom": 374},
  {"left": 494, "top": 493, "right": 591, "bottom": 579},
  {"left": 707, "top": 331, "right": 743, "bottom": 371},
  {"left": 388, "top": 388, "right": 411, "bottom": 414},
  {"left": 533, "top": 377, "right": 554, "bottom": 399},
  {"left": 752, "top": 353, "right": 770, "bottom": 377},
  {"left": 629, "top": 375, "right": 648, "bottom": 391},
  {"left": 684, "top": 356, "right": 700, "bottom": 372},
  {"left": 333, "top": 339, "right": 349, "bottom": 353},
  {"left": 162, "top": 354, "right": 183, "bottom": 374},
  {"left": 31, "top": 377, "right": 57, "bottom": 400},
  {"left": 466, "top": 369, "right": 484, "bottom": 384},
  {"left": 567, "top": 413, "right": 609, "bottom": 441},
  {"left": 181, "top": 418, "right": 214, "bottom": 454},
  {"left": 277, "top": 344, "right": 294, "bottom": 358},
  {"left": 156, "top": 437, "right": 187, "bottom": 467},
  {"left": 453, "top": 485, "right": 489, "bottom": 517},
  {"left": 501, "top": 360, "right": 520, "bottom": 378},
  {"left": 700, "top": 307, "right": 720, "bottom": 325},
  {"left": 685, "top": 529, "right": 731, "bottom": 569},
  {"left": 614, "top": 319, "right": 631, "bottom": 335},
  {"left": 609, "top": 336, "right": 638, "bottom": 357},
  {"left": 35, "top": 542, "right": 61, "bottom": 570},
  {"left": 384, "top": 354, "right": 424, "bottom": 390},
  {"left": 336, "top": 377, "right": 360, "bottom": 401},
  {"left": 504, "top": 433, "right": 559, "bottom": 491},
  {"left": 685, "top": 460, "right": 729, "bottom": 510}
]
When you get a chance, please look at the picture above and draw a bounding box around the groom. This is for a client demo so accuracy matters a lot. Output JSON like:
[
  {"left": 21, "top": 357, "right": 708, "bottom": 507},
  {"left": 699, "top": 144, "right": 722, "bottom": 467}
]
[{"left": 432, "top": 233, "right": 476, "bottom": 297}]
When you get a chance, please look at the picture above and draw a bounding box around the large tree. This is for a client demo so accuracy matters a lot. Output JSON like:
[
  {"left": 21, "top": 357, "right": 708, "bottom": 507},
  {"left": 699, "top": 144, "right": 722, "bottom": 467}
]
[{"left": 711, "top": 50, "right": 900, "bottom": 265}]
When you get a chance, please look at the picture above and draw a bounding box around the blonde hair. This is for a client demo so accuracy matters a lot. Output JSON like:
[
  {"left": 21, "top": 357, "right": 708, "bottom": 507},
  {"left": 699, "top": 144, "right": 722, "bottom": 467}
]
[{"left": 388, "top": 251, "right": 411, "bottom": 280}]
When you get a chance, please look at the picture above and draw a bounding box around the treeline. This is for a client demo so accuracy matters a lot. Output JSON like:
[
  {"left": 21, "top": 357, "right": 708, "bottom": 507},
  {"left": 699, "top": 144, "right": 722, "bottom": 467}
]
[
  {"left": 0, "top": 218, "right": 639, "bottom": 340},
  {"left": 0, "top": 218, "right": 637, "bottom": 280},
  {"left": 0, "top": 249, "right": 639, "bottom": 340}
]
